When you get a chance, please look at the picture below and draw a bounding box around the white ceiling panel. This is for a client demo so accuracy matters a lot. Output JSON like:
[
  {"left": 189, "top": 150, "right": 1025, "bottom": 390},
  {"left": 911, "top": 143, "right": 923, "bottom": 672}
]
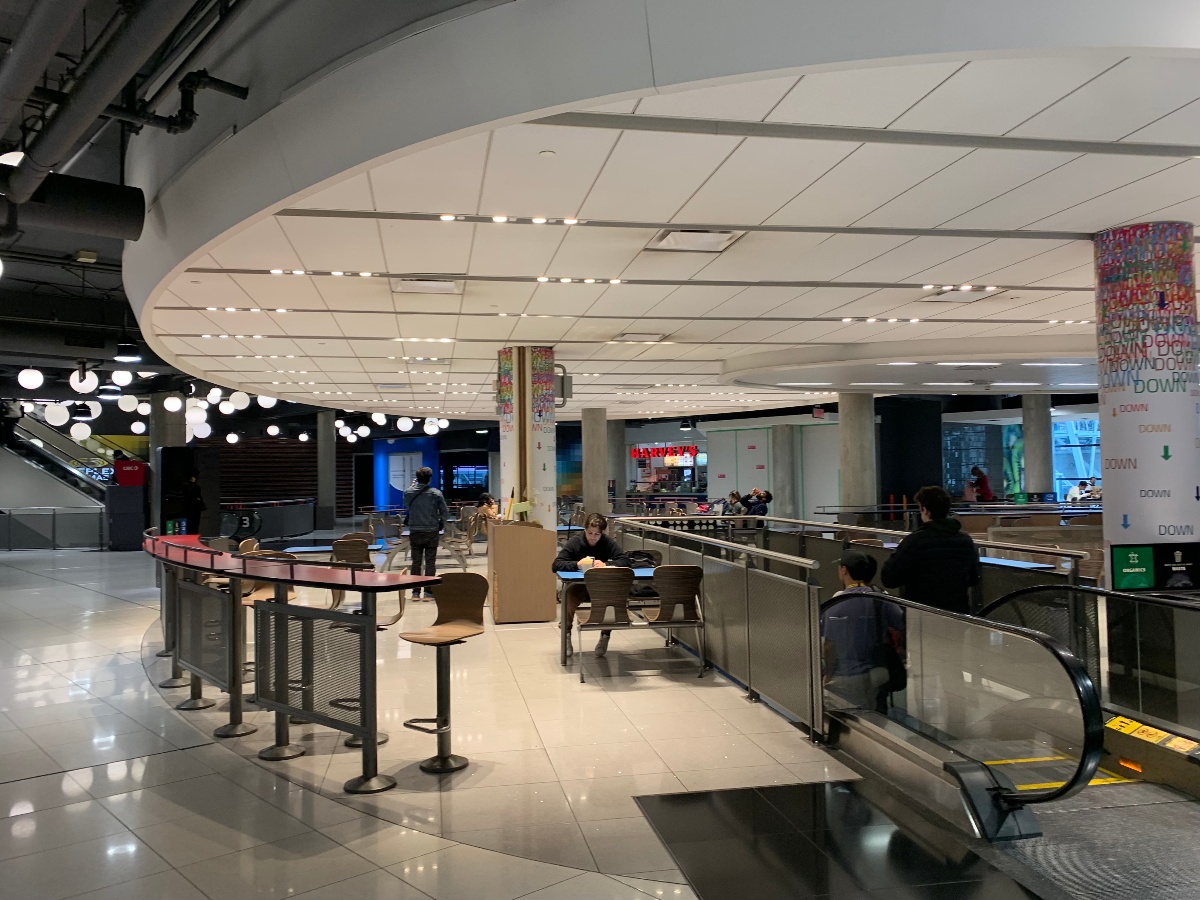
[
  {"left": 673, "top": 137, "right": 858, "bottom": 225},
  {"left": 396, "top": 316, "right": 459, "bottom": 340},
  {"left": 696, "top": 231, "right": 830, "bottom": 280},
  {"left": 1030, "top": 265, "right": 1092, "bottom": 288},
  {"left": 645, "top": 284, "right": 744, "bottom": 317},
  {"left": 479, "top": 124, "right": 620, "bottom": 218},
  {"left": 1013, "top": 57, "right": 1200, "bottom": 141},
  {"left": 910, "top": 239, "right": 1074, "bottom": 285},
  {"left": 587, "top": 99, "right": 640, "bottom": 113},
  {"left": 154, "top": 309, "right": 221, "bottom": 334},
  {"left": 231, "top": 274, "right": 329, "bottom": 310},
  {"left": 665, "top": 320, "right": 746, "bottom": 341},
  {"left": 508, "top": 318, "right": 576, "bottom": 341},
  {"left": 368, "top": 132, "right": 489, "bottom": 214},
  {"left": 314, "top": 276, "right": 393, "bottom": 312},
  {"left": 768, "top": 144, "right": 971, "bottom": 227},
  {"left": 582, "top": 283, "right": 676, "bottom": 317},
  {"left": 635, "top": 76, "right": 798, "bottom": 120},
  {"left": 167, "top": 273, "right": 250, "bottom": 307},
  {"left": 856, "top": 149, "right": 1078, "bottom": 228},
  {"left": 467, "top": 222, "right": 566, "bottom": 276},
  {"left": 458, "top": 280, "right": 537, "bottom": 315},
  {"left": 1124, "top": 97, "right": 1200, "bottom": 144},
  {"left": 766, "top": 286, "right": 873, "bottom": 317},
  {"left": 545, "top": 226, "right": 653, "bottom": 277},
  {"left": 768, "top": 62, "right": 963, "bottom": 128},
  {"left": 455, "top": 316, "right": 513, "bottom": 341},
  {"left": 978, "top": 241, "right": 1094, "bottom": 284},
  {"left": 391, "top": 293, "right": 461, "bottom": 315},
  {"left": 275, "top": 310, "right": 343, "bottom": 336},
  {"left": 705, "top": 286, "right": 804, "bottom": 317},
  {"left": 379, "top": 219, "right": 474, "bottom": 274},
  {"left": 307, "top": 347, "right": 359, "bottom": 366},
  {"left": 561, "top": 318, "right": 635, "bottom": 341},
  {"left": 278, "top": 216, "right": 386, "bottom": 271},
  {"left": 621, "top": 249, "right": 715, "bottom": 281},
  {"left": 158, "top": 336, "right": 199, "bottom": 355},
  {"left": 523, "top": 282, "right": 606, "bottom": 315},
  {"left": 291, "top": 173, "right": 376, "bottom": 210},
  {"left": 811, "top": 233, "right": 917, "bottom": 281},
  {"left": 944, "top": 154, "right": 1175, "bottom": 230},
  {"left": 209, "top": 218, "right": 303, "bottom": 270},
  {"left": 1029, "top": 159, "right": 1200, "bottom": 230},
  {"left": 338, "top": 314, "right": 401, "bottom": 339},
  {"left": 838, "top": 236, "right": 990, "bottom": 282},
  {"left": 893, "top": 57, "right": 1120, "bottom": 135},
  {"left": 1125, "top": 195, "right": 1200, "bottom": 226},
  {"left": 577, "top": 130, "right": 741, "bottom": 221},
  {"left": 822, "top": 288, "right": 926, "bottom": 317}
]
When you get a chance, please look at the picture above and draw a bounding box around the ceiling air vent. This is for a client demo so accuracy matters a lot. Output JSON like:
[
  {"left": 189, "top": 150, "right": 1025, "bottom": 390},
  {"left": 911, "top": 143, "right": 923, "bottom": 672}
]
[
  {"left": 615, "top": 333, "right": 665, "bottom": 343},
  {"left": 389, "top": 278, "right": 463, "bottom": 294},
  {"left": 645, "top": 229, "right": 744, "bottom": 253},
  {"left": 920, "top": 287, "right": 1004, "bottom": 303}
]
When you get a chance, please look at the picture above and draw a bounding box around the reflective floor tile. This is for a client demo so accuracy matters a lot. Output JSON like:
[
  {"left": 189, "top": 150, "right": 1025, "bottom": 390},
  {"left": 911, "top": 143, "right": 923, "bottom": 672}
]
[
  {"left": 388, "top": 748, "right": 560, "bottom": 793},
  {"left": 98, "top": 772, "right": 264, "bottom": 828},
  {"left": 748, "top": 730, "right": 840, "bottom": 766},
  {"left": 0, "top": 831, "right": 170, "bottom": 900},
  {"left": 388, "top": 843, "right": 579, "bottom": 900},
  {"left": 132, "top": 799, "right": 313, "bottom": 866},
  {"left": 580, "top": 816, "right": 677, "bottom": 875},
  {"left": 636, "top": 790, "right": 795, "bottom": 845},
  {"left": 561, "top": 772, "right": 687, "bottom": 821},
  {"left": 61, "top": 868, "right": 209, "bottom": 900},
  {"left": 291, "top": 868, "right": 435, "bottom": 899},
  {"left": 335, "top": 789, "right": 443, "bottom": 833},
  {"left": 178, "top": 830, "right": 377, "bottom": 900},
  {"left": 20, "top": 713, "right": 148, "bottom": 749},
  {"left": 440, "top": 781, "right": 575, "bottom": 832},
  {"left": 534, "top": 712, "right": 641, "bottom": 749},
  {"left": 627, "top": 710, "right": 740, "bottom": 741},
  {"left": 69, "top": 750, "right": 214, "bottom": 798},
  {"left": 608, "top": 691, "right": 711, "bottom": 716},
  {"left": 322, "top": 816, "right": 454, "bottom": 866},
  {"left": 43, "top": 729, "right": 178, "bottom": 770},
  {"left": 786, "top": 759, "right": 861, "bottom": 783},
  {"left": 547, "top": 741, "right": 670, "bottom": 781},
  {"left": 0, "top": 746, "right": 62, "bottom": 783},
  {"left": 0, "top": 729, "right": 36, "bottom": 755},
  {"left": 446, "top": 821, "right": 598, "bottom": 870},
  {"left": 615, "top": 872, "right": 694, "bottom": 891},
  {"left": 520, "top": 871, "right": 670, "bottom": 900},
  {"left": 263, "top": 786, "right": 366, "bottom": 829},
  {"left": 674, "top": 764, "right": 801, "bottom": 792},
  {"left": 717, "top": 704, "right": 797, "bottom": 734},
  {"left": 0, "top": 799, "right": 128, "bottom": 859},
  {"left": 0, "top": 771, "right": 90, "bottom": 818},
  {"left": 649, "top": 735, "right": 779, "bottom": 772},
  {"left": 4, "top": 697, "right": 124, "bottom": 729}
]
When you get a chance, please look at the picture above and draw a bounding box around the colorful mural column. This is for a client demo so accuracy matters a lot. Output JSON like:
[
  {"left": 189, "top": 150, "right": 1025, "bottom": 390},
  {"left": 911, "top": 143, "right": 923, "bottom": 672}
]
[
  {"left": 497, "top": 346, "right": 557, "bottom": 528},
  {"left": 1096, "top": 222, "right": 1200, "bottom": 591}
]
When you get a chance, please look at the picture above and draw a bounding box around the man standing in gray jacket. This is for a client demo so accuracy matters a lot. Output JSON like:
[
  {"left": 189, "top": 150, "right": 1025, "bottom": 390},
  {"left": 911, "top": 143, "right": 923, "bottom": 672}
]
[{"left": 404, "top": 466, "right": 449, "bottom": 599}]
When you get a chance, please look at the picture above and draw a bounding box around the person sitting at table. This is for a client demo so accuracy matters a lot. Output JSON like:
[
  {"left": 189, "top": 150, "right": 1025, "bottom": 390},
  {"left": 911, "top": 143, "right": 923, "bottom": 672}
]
[
  {"left": 552, "top": 513, "right": 633, "bottom": 657},
  {"left": 969, "top": 466, "right": 995, "bottom": 502},
  {"left": 477, "top": 492, "right": 500, "bottom": 520},
  {"left": 1066, "top": 480, "right": 1089, "bottom": 502}
]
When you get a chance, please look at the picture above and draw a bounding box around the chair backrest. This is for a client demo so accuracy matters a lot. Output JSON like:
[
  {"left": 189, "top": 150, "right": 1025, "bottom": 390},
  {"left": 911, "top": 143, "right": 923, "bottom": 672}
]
[
  {"left": 339, "top": 531, "right": 374, "bottom": 544},
  {"left": 648, "top": 565, "right": 702, "bottom": 623},
  {"left": 569, "top": 510, "right": 587, "bottom": 527},
  {"left": 238, "top": 538, "right": 259, "bottom": 553},
  {"left": 236, "top": 549, "right": 299, "bottom": 594},
  {"left": 429, "top": 572, "right": 489, "bottom": 625},
  {"left": 850, "top": 538, "right": 884, "bottom": 547},
  {"left": 380, "top": 514, "right": 404, "bottom": 540},
  {"left": 582, "top": 567, "right": 635, "bottom": 625},
  {"left": 332, "top": 538, "right": 371, "bottom": 564}
]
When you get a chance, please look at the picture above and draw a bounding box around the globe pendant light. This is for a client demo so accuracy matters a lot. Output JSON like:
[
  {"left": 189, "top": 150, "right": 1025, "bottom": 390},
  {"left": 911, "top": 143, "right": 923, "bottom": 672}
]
[
  {"left": 110, "top": 370, "right": 133, "bottom": 387},
  {"left": 17, "top": 368, "right": 42, "bottom": 390},
  {"left": 69, "top": 366, "right": 99, "bottom": 394}
]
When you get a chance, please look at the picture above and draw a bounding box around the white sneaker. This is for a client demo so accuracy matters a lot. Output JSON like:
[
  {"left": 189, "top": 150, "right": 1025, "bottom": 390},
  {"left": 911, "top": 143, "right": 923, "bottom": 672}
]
[{"left": 595, "top": 632, "right": 610, "bottom": 657}]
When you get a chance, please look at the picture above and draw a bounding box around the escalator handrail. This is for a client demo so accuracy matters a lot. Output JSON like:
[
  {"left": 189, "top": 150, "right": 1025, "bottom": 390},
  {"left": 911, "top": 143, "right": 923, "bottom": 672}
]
[
  {"left": 820, "top": 590, "right": 1104, "bottom": 807},
  {"left": 980, "top": 583, "right": 1200, "bottom": 617},
  {"left": 5, "top": 438, "right": 107, "bottom": 500}
]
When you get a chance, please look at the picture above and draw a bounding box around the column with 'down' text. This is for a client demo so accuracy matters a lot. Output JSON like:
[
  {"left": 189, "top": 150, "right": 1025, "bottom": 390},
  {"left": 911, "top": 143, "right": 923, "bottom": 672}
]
[{"left": 1096, "top": 222, "right": 1200, "bottom": 591}]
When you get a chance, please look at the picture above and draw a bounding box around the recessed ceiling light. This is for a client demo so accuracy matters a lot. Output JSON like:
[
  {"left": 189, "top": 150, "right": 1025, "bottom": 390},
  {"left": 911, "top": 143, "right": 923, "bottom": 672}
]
[
  {"left": 879, "top": 362, "right": 919, "bottom": 366},
  {"left": 563, "top": 218, "right": 579, "bottom": 225},
  {"left": 492, "top": 216, "right": 508, "bottom": 223},
  {"left": 936, "top": 361, "right": 1000, "bottom": 367},
  {"left": 536, "top": 276, "right": 549, "bottom": 282},
  {"left": 584, "top": 278, "right": 595, "bottom": 284},
  {"left": 866, "top": 318, "right": 877, "bottom": 323},
  {"left": 841, "top": 318, "right": 853, "bottom": 323},
  {"left": 887, "top": 318, "right": 898, "bottom": 323},
  {"left": 959, "top": 284, "right": 973, "bottom": 291},
  {"left": 439, "top": 215, "right": 456, "bottom": 221},
  {"left": 269, "top": 269, "right": 283, "bottom": 275},
  {"left": 331, "top": 271, "right": 344, "bottom": 276},
  {"left": 1060, "top": 382, "right": 1098, "bottom": 386},
  {"left": 777, "top": 382, "right": 833, "bottom": 386},
  {"left": 276, "top": 308, "right": 286, "bottom": 313},
  {"left": 291, "top": 269, "right": 304, "bottom": 275},
  {"left": 559, "top": 277, "right": 572, "bottom": 283},
  {"left": 992, "top": 382, "right": 1040, "bottom": 386},
  {"left": 1048, "top": 320, "right": 1059, "bottom": 324},
  {"left": 609, "top": 278, "right": 621, "bottom": 284},
  {"left": 532, "top": 217, "right": 547, "bottom": 224},
  {"left": 942, "top": 285, "right": 953, "bottom": 291},
  {"left": 922, "top": 285, "right": 934, "bottom": 290},
  {"left": 851, "top": 382, "right": 903, "bottom": 386},
  {"left": 924, "top": 382, "right": 973, "bottom": 386},
  {"left": 359, "top": 272, "right": 372, "bottom": 277},
  {"left": 985, "top": 286, "right": 998, "bottom": 291},
  {"left": 909, "top": 318, "right": 920, "bottom": 323}
]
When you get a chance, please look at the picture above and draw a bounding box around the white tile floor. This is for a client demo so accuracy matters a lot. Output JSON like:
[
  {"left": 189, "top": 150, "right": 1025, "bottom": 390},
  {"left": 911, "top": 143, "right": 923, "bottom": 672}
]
[{"left": 0, "top": 545, "right": 856, "bottom": 899}]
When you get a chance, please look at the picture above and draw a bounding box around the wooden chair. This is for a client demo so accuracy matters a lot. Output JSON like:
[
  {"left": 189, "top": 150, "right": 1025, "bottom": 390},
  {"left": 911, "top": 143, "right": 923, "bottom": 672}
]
[
  {"left": 639, "top": 565, "right": 706, "bottom": 678},
  {"left": 576, "top": 567, "right": 636, "bottom": 683},
  {"left": 329, "top": 538, "right": 371, "bottom": 610},
  {"left": 398, "top": 573, "right": 489, "bottom": 773},
  {"left": 441, "top": 517, "right": 473, "bottom": 571}
]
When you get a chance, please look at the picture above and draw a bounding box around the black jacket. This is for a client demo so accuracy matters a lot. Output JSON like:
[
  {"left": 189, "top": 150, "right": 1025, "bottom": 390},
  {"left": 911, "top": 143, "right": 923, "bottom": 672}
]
[
  {"left": 880, "top": 517, "right": 981, "bottom": 614},
  {"left": 552, "top": 532, "right": 631, "bottom": 572},
  {"left": 403, "top": 484, "right": 449, "bottom": 532}
]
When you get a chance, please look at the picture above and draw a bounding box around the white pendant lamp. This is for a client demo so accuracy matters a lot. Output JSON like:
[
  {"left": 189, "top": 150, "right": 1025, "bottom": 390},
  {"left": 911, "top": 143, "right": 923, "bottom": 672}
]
[
  {"left": 17, "top": 368, "right": 42, "bottom": 389},
  {"left": 131, "top": 421, "right": 147, "bottom": 434},
  {"left": 266, "top": 425, "right": 280, "bottom": 436},
  {"left": 69, "top": 369, "right": 99, "bottom": 394},
  {"left": 397, "top": 416, "right": 413, "bottom": 432},
  {"left": 256, "top": 395, "right": 277, "bottom": 409},
  {"left": 44, "top": 404, "right": 71, "bottom": 427},
  {"left": 229, "top": 391, "right": 251, "bottom": 410},
  {"left": 225, "top": 433, "right": 239, "bottom": 444},
  {"left": 110, "top": 370, "right": 133, "bottom": 387},
  {"left": 356, "top": 425, "right": 370, "bottom": 437},
  {"left": 193, "top": 422, "right": 212, "bottom": 439},
  {"left": 69, "top": 422, "right": 91, "bottom": 441},
  {"left": 163, "top": 396, "right": 183, "bottom": 412},
  {"left": 184, "top": 407, "right": 207, "bottom": 425},
  {"left": 117, "top": 395, "right": 139, "bottom": 413},
  {"left": 438, "top": 418, "right": 449, "bottom": 429},
  {"left": 136, "top": 402, "right": 152, "bottom": 416},
  {"left": 218, "top": 400, "right": 235, "bottom": 415},
  {"left": 371, "top": 412, "right": 387, "bottom": 425}
]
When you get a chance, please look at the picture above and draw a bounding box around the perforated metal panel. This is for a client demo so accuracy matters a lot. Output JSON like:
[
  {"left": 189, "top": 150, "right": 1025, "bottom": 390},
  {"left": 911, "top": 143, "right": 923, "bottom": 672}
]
[
  {"left": 746, "top": 568, "right": 816, "bottom": 727},
  {"left": 177, "top": 580, "right": 231, "bottom": 688},
  {"left": 255, "top": 602, "right": 369, "bottom": 735},
  {"left": 700, "top": 553, "right": 750, "bottom": 682}
]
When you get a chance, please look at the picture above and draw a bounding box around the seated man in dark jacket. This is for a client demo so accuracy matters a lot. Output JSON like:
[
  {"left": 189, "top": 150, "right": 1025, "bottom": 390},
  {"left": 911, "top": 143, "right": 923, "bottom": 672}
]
[
  {"left": 881, "top": 485, "right": 980, "bottom": 614},
  {"left": 553, "top": 513, "right": 632, "bottom": 657}
]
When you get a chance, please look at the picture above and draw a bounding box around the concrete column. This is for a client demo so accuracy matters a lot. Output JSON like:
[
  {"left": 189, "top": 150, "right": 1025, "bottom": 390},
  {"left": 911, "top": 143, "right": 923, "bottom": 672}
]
[
  {"left": 1021, "top": 394, "right": 1054, "bottom": 497},
  {"left": 837, "top": 393, "right": 877, "bottom": 510},
  {"left": 315, "top": 409, "right": 336, "bottom": 529},
  {"left": 581, "top": 407, "right": 607, "bottom": 514},
  {"left": 1096, "top": 222, "right": 1200, "bottom": 590},
  {"left": 769, "top": 424, "right": 798, "bottom": 519},
  {"left": 607, "top": 419, "right": 626, "bottom": 502},
  {"left": 497, "top": 346, "right": 557, "bottom": 527},
  {"left": 148, "top": 391, "right": 185, "bottom": 533}
]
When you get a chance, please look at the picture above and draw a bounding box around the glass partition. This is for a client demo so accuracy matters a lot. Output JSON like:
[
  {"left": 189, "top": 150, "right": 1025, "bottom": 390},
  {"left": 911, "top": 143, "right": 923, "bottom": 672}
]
[{"left": 822, "top": 591, "right": 1101, "bottom": 804}]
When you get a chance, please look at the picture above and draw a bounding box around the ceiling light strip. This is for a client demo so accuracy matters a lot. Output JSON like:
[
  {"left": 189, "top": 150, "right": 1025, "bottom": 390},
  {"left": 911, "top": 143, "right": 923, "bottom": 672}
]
[{"left": 531, "top": 111, "right": 1200, "bottom": 159}]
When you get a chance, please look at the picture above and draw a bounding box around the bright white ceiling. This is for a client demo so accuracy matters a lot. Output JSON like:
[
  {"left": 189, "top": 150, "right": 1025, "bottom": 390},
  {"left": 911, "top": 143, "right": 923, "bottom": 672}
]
[{"left": 146, "top": 53, "right": 1200, "bottom": 418}]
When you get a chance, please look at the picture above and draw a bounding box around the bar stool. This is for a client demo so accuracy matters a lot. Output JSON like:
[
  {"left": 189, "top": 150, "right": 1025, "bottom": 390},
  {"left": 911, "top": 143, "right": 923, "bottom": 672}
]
[{"left": 398, "top": 572, "right": 487, "bottom": 773}]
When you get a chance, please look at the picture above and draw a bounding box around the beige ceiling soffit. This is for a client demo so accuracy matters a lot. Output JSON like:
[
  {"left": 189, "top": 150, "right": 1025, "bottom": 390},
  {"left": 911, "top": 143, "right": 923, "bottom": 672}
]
[
  {"left": 274, "top": 208, "right": 1093, "bottom": 242},
  {"left": 533, "top": 112, "right": 1200, "bottom": 159},
  {"left": 183, "top": 267, "right": 1093, "bottom": 293}
]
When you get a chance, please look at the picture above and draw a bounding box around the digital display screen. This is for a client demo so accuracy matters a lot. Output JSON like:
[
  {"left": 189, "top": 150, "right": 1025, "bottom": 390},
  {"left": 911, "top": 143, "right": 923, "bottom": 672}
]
[
  {"left": 1111, "top": 543, "right": 1200, "bottom": 592},
  {"left": 451, "top": 465, "right": 488, "bottom": 489}
]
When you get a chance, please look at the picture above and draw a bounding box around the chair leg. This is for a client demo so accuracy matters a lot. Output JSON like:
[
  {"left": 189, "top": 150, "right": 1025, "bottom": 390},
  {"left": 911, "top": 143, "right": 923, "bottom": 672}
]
[
  {"left": 404, "top": 644, "right": 468, "bottom": 774},
  {"left": 698, "top": 625, "right": 707, "bottom": 678},
  {"left": 578, "top": 624, "right": 586, "bottom": 683}
]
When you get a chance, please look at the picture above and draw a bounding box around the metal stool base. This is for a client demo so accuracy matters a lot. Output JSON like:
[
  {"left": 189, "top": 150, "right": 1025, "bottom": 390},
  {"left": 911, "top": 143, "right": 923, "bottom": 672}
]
[
  {"left": 176, "top": 696, "right": 215, "bottom": 711},
  {"left": 345, "top": 731, "right": 388, "bottom": 748},
  {"left": 156, "top": 648, "right": 173, "bottom": 658},
  {"left": 258, "top": 743, "right": 305, "bottom": 761},
  {"left": 419, "top": 753, "right": 468, "bottom": 774},
  {"left": 344, "top": 773, "right": 396, "bottom": 794},
  {"left": 158, "top": 676, "right": 189, "bottom": 688},
  {"left": 213, "top": 722, "right": 257, "bottom": 738}
]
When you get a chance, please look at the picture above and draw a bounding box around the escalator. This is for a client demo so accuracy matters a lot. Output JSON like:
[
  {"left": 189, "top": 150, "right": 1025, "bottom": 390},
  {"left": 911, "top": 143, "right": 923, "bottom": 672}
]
[
  {"left": 5, "top": 425, "right": 109, "bottom": 502},
  {"left": 819, "top": 591, "right": 1105, "bottom": 843}
]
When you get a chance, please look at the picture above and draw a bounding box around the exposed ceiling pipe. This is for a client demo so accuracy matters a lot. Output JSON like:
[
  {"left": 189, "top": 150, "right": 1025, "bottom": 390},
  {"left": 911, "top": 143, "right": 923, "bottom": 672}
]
[
  {"left": 143, "top": 0, "right": 252, "bottom": 113},
  {"left": 0, "top": 0, "right": 90, "bottom": 138},
  {"left": 3, "top": 0, "right": 197, "bottom": 205}
]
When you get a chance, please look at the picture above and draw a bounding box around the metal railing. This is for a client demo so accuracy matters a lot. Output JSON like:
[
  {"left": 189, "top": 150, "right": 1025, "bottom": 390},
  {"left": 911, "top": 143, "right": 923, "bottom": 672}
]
[{"left": 0, "top": 506, "right": 106, "bottom": 550}]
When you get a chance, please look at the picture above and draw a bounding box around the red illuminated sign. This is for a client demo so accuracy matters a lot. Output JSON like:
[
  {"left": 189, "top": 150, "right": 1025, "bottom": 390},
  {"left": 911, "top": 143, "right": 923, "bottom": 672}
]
[{"left": 630, "top": 445, "right": 698, "bottom": 459}]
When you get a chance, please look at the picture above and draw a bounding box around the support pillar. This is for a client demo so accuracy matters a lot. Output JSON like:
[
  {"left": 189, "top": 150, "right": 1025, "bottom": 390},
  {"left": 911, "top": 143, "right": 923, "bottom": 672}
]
[
  {"left": 769, "top": 424, "right": 798, "bottom": 519},
  {"left": 148, "top": 391, "right": 185, "bottom": 534},
  {"left": 497, "top": 346, "right": 557, "bottom": 527},
  {"left": 1021, "top": 394, "right": 1054, "bottom": 498},
  {"left": 607, "top": 419, "right": 626, "bottom": 503},
  {"left": 837, "top": 393, "right": 877, "bottom": 511},
  {"left": 1096, "top": 222, "right": 1200, "bottom": 590},
  {"left": 581, "top": 407, "right": 608, "bottom": 514},
  {"left": 315, "top": 409, "right": 336, "bottom": 529}
]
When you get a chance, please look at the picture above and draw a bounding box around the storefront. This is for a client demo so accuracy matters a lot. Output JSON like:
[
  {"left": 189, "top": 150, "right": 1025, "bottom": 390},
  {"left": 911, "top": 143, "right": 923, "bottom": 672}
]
[{"left": 628, "top": 442, "right": 708, "bottom": 495}]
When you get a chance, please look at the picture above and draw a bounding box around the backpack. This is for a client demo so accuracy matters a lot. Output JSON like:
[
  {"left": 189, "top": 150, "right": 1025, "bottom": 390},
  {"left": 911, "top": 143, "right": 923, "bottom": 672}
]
[
  {"left": 624, "top": 550, "right": 659, "bottom": 598},
  {"left": 871, "top": 598, "right": 907, "bottom": 693}
]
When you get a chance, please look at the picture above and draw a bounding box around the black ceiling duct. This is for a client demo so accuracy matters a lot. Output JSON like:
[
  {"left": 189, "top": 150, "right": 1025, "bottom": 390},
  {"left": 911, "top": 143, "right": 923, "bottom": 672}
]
[{"left": 1, "top": 165, "right": 145, "bottom": 240}]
